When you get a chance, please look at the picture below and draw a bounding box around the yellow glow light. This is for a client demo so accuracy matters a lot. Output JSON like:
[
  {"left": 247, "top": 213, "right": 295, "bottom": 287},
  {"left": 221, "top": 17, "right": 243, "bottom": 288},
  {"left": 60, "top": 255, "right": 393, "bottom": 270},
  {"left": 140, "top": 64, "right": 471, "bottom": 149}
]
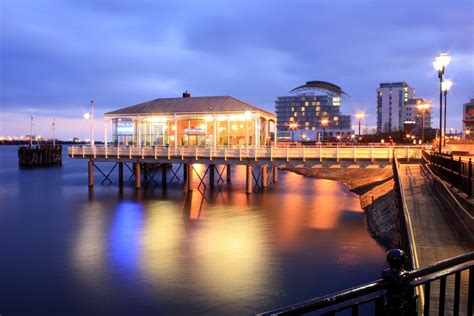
[
  {"left": 442, "top": 80, "right": 453, "bottom": 92},
  {"left": 321, "top": 118, "right": 329, "bottom": 126},
  {"left": 355, "top": 112, "right": 365, "bottom": 121},
  {"left": 143, "top": 116, "right": 168, "bottom": 123},
  {"left": 83, "top": 113, "right": 91, "bottom": 120},
  {"left": 231, "top": 124, "right": 238, "bottom": 131}
]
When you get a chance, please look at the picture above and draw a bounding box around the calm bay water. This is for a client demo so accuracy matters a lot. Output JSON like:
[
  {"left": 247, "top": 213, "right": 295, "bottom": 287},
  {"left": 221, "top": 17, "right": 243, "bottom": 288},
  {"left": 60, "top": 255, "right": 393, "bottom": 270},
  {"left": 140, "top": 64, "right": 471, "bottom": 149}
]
[{"left": 0, "top": 146, "right": 385, "bottom": 315}]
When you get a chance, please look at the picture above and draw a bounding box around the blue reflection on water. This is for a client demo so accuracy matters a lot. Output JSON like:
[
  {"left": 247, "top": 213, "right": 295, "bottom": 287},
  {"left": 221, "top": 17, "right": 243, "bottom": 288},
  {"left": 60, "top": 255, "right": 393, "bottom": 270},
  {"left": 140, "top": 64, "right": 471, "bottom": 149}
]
[{"left": 110, "top": 201, "right": 143, "bottom": 273}]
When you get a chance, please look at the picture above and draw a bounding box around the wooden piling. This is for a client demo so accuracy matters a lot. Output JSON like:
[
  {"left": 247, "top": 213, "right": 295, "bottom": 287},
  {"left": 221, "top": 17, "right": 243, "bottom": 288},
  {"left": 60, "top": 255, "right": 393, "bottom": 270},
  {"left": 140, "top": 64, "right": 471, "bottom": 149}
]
[
  {"left": 118, "top": 162, "right": 124, "bottom": 185},
  {"left": 135, "top": 162, "right": 141, "bottom": 189},
  {"left": 226, "top": 164, "right": 232, "bottom": 182},
  {"left": 88, "top": 160, "right": 94, "bottom": 187},
  {"left": 184, "top": 163, "right": 193, "bottom": 192},
  {"left": 162, "top": 164, "right": 167, "bottom": 187},
  {"left": 246, "top": 164, "right": 253, "bottom": 194},
  {"left": 273, "top": 166, "right": 279, "bottom": 183},
  {"left": 183, "top": 163, "right": 188, "bottom": 182},
  {"left": 209, "top": 164, "right": 215, "bottom": 187},
  {"left": 261, "top": 166, "right": 267, "bottom": 188}
]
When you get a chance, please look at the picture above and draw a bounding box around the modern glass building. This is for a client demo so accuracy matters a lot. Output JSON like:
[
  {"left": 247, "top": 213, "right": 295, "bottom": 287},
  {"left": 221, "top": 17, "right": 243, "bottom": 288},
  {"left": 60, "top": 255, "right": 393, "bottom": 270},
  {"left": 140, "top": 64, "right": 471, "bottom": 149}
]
[
  {"left": 275, "top": 81, "right": 352, "bottom": 141},
  {"left": 105, "top": 92, "right": 276, "bottom": 147}
]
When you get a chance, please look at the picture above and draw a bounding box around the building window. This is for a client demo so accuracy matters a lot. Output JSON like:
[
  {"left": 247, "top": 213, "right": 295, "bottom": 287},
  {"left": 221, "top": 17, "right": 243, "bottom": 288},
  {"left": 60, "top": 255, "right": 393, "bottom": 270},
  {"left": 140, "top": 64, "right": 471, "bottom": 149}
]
[
  {"left": 305, "top": 122, "right": 309, "bottom": 127},
  {"left": 291, "top": 107, "right": 294, "bottom": 111},
  {"left": 294, "top": 112, "right": 297, "bottom": 117},
  {"left": 333, "top": 116, "right": 339, "bottom": 121},
  {"left": 304, "top": 102, "right": 309, "bottom": 106},
  {"left": 316, "top": 107, "right": 320, "bottom": 111},
  {"left": 301, "top": 107, "right": 305, "bottom": 111}
]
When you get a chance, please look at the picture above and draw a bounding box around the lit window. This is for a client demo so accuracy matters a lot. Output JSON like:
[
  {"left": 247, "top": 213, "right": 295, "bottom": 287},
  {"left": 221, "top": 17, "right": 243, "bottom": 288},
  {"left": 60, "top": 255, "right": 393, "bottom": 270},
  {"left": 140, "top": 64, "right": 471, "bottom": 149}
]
[
  {"left": 323, "top": 112, "right": 327, "bottom": 116},
  {"left": 305, "top": 127, "right": 309, "bottom": 130},
  {"left": 294, "top": 112, "right": 297, "bottom": 116},
  {"left": 305, "top": 122, "right": 309, "bottom": 126},
  {"left": 333, "top": 116, "right": 339, "bottom": 121},
  {"left": 312, "top": 127, "right": 316, "bottom": 130},
  {"left": 290, "top": 117, "right": 294, "bottom": 122},
  {"left": 305, "top": 102, "right": 309, "bottom": 106},
  {"left": 291, "top": 107, "right": 294, "bottom": 111},
  {"left": 316, "top": 107, "right": 320, "bottom": 111},
  {"left": 312, "top": 102, "right": 316, "bottom": 105},
  {"left": 301, "top": 107, "right": 305, "bottom": 111}
]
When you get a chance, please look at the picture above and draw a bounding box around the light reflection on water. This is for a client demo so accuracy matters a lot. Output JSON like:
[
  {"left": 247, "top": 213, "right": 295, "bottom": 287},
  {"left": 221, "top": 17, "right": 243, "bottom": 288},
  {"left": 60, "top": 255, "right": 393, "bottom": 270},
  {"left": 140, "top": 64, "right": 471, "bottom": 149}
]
[{"left": 0, "top": 147, "right": 386, "bottom": 315}]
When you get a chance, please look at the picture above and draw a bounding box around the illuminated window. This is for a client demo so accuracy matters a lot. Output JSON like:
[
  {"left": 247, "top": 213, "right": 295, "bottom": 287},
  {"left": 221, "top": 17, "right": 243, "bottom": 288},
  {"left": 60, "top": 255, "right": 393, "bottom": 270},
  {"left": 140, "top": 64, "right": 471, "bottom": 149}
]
[
  {"left": 312, "top": 127, "right": 316, "bottom": 130},
  {"left": 302, "top": 112, "right": 305, "bottom": 116},
  {"left": 301, "top": 107, "right": 305, "bottom": 111},
  {"left": 323, "top": 112, "right": 327, "bottom": 116},
  {"left": 404, "top": 87, "right": 408, "bottom": 92},
  {"left": 291, "top": 107, "right": 294, "bottom": 111},
  {"left": 316, "top": 107, "right": 320, "bottom": 111},
  {"left": 317, "top": 102, "right": 321, "bottom": 106},
  {"left": 294, "top": 112, "right": 297, "bottom": 116},
  {"left": 305, "top": 122, "right": 309, "bottom": 127},
  {"left": 333, "top": 116, "right": 339, "bottom": 121},
  {"left": 305, "top": 127, "right": 309, "bottom": 130},
  {"left": 290, "top": 117, "right": 294, "bottom": 122},
  {"left": 305, "top": 102, "right": 309, "bottom": 106},
  {"left": 312, "top": 102, "right": 316, "bottom": 105}
]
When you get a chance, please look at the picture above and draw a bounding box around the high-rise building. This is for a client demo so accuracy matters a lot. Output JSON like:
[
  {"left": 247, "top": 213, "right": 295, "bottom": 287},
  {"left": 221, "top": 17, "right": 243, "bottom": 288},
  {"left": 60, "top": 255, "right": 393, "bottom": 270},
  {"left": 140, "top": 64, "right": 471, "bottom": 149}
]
[
  {"left": 275, "top": 81, "right": 352, "bottom": 141},
  {"left": 376, "top": 82, "right": 416, "bottom": 133},
  {"left": 403, "top": 98, "right": 431, "bottom": 130},
  {"left": 463, "top": 98, "right": 474, "bottom": 135}
]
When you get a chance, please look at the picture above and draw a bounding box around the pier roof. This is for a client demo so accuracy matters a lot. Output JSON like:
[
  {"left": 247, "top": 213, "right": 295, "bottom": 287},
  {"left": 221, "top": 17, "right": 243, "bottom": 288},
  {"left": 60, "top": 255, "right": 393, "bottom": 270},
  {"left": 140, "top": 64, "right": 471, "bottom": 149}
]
[{"left": 106, "top": 96, "right": 275, "bottom": 117}]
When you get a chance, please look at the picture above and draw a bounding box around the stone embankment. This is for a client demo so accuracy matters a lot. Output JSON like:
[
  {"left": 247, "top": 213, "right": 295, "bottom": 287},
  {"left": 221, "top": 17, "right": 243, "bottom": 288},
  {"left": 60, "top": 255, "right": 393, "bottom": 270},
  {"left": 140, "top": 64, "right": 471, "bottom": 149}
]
[{"left": 284, "top": 167, "right": 399, "bottom": 249}]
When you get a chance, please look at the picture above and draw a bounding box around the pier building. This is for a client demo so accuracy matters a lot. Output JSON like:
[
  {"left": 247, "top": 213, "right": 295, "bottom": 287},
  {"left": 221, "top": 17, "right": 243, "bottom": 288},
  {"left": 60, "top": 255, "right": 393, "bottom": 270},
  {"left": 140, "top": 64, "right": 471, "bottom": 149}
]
[{"left": 105, "top": 92, "right": 277, "bottom": 147}]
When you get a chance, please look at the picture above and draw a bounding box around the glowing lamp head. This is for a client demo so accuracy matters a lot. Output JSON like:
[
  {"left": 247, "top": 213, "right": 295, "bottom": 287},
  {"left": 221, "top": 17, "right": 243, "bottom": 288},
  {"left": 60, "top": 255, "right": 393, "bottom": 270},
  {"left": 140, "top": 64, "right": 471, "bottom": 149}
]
[
  {"left": 289, "top": 123, "right": 298, "bottom": 129},
  {"left": 416, "top": 102, "right": 431, "bottom": 111},
  {"left": 442, "top": 80, "right": 453, "bottom": 92},
  {"left": 355, "top": 112, "right": 365, "bottom": 121},
  {"left": 466, "top": 130, "right": 471, "bottom": 135},
  {"left": 83, "top": 113, "right": 91, "bottom": 120},
  {"left": 436, "top": 53, "right": 451, "bottom": 67},
  {"left": 350, "top": 134, "right": 355, "bottom": 139},
  {"left": 231, "top": 124, "right": 238, "bottom": 131},
  {"left": 321, "top": 119, "right": 329, "bottom": 126}
]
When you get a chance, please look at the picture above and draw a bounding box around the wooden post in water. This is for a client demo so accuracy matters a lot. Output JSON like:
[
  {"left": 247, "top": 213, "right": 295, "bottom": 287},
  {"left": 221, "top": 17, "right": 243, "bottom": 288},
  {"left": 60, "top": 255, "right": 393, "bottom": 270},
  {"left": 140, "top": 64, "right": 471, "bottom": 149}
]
[
  {"left": 183, "top": 163, "right": 188, "bottom": 183},
  {"left": 261, "top": 166, "right": 267, "bottom": 188},
  {"left": 118, "top": 162, "right": 124, "bottom": 185},
  {"left": 88, "top": 160, "right": 94, "bottom": 187},
  {"left": 184, "top": 163, "right": 193, "bottom": 192},
  {"left": 273, "top": 166, "right": 279, "bottom": 183},
  {"left": 209, "top": 164, "right": 215, "bottom": 187},
  {"left": 226, "top": 164, "right": 232, "bottom": 182},
  {"left": 135, "top": 162, "right": 141, "bottom": 189},
  {"left": 161, "top": 164, "right": 167, "bottom": 187},
  {"left": 246, "top": 164, "right": 253, "bottom": 194}
]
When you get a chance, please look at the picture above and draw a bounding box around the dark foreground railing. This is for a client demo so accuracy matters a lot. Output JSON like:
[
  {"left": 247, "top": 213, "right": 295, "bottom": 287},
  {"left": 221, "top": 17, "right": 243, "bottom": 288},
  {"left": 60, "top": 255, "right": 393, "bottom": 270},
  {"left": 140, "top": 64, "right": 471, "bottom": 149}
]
[
  {"left": 258, "top": 249, "right": 474, "bottom": 316},
  {"left": 422, "top": 150, "right": 473, "bottom": 198}
]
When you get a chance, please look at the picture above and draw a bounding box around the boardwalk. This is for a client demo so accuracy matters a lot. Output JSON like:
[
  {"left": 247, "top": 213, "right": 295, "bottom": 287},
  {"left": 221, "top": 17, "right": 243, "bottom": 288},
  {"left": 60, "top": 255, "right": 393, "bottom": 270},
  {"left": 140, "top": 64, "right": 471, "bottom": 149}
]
[{"left": 400, "top": 164, "right": 472, "bottom": 315}]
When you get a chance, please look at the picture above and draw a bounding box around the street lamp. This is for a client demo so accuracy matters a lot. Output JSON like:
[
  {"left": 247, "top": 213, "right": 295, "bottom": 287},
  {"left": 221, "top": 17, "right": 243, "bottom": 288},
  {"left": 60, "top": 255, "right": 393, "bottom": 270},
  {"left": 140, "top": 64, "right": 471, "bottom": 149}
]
[
  {"left": 83, "top": 99, "right": 94, "bottom": 146},
  {"left": 321, "top": 118, "right": 329, "bottom": 142},
  {"left": 289, "top": 122, "right": 297, "bottom": 143},
  {"left": 466, "top": 129, "right": 471, "bottom": 140},
  {"left": 433, "top": 53, "right": 451, "bottom": 153},
  {"left": 355, "top": 112, "right": 365, "bottom": 137},
  {"left": 441, "top": 79, "right": 453, "bottom": 146},
  {"left": 416, "top": 102, "right": 431, "bottom": 144}
]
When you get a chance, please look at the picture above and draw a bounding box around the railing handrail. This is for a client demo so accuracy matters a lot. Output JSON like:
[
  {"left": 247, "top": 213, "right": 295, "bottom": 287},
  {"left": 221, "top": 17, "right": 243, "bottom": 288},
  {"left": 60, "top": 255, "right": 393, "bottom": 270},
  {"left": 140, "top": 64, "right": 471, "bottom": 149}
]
[{"left": 258, "top": 251, "right": 474, "bottom": 315}]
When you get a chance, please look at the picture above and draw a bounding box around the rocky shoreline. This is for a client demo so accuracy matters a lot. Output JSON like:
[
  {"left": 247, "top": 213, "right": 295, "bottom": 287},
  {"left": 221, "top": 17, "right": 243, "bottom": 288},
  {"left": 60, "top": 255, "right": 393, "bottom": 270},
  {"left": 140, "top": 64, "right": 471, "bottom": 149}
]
[{"left": 284, "top": 167, "right": 400, "bottom": 249}]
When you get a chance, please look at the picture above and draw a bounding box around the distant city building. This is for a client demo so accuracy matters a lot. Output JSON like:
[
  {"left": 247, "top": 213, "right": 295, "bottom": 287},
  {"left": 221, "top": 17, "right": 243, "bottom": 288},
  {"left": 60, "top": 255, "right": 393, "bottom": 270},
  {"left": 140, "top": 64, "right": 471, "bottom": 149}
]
[
  {"left": 403, "top": 98, "right": 432, "bottom": 131},
  {"left": 376, "top": 82, "right": 416, "bottom": 133},
  {"left": 275, "top": 81, "right": 352, "bottom": 141},
  {"left": 463, "top": 98, "right": 474, "bottom": 135}
]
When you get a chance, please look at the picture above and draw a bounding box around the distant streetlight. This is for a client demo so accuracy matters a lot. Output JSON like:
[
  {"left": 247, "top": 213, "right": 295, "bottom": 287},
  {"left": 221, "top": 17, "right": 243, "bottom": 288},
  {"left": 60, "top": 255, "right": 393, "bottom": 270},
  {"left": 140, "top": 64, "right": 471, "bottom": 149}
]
[
  {"left": 83, "top": 100, "right": 94, "bottom": 146},
  {"left": 289, "top": 122, "right": 298, "bottom": 143},
  {"left": 441, "top": 79, "right": 453, "bottom": 146},
  {"left": 321, "top": 118, "right": 329, "bottom": 142},
  {"left": 355, "top": 112, "right": 365, "bottom": 137},
  {"left": 433, "top": 53, "right": 451, "bottom": 153},
  {"left": 466, "top": 129, "right": 471, "bottom": 140},
  {"left": 416, "top": 102, "right": 431, "bottom": 144}
]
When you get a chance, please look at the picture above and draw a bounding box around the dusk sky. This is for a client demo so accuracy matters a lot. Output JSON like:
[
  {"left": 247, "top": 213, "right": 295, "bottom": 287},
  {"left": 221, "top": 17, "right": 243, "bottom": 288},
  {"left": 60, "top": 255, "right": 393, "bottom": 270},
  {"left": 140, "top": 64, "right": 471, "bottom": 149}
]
[{"left": 1, "top": 0, "right": 473, "bottom": 140}]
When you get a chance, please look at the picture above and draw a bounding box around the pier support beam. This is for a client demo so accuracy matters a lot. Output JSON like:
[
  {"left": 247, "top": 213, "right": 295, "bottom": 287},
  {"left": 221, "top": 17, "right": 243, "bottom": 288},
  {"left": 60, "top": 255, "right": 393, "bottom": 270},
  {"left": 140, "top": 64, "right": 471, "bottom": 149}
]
[
  {"left": 183, "top": 163, "right": 188, "bottom": 183},
  {"left": 161, "top": 164, "right": 167, "bottom": 187},
  {"left": 209, "top": 164, "right": 215, "bottom": 187},
  {"left": 273, "top": 166, "right": 279, "bottom": 183},
  {"left": 118, "top": 162, "right": 124, "bottom": 185},
  {"left": 88, "top": 160, "right": 94, "bottom": 187},
  {"left": 261, "top": 166, "right": 268, "bottom": 188},
  {"left": 135, "top": 162, "right": 141, "bottom": 189},
  {"left": 184, "top": 163, "right": 193, "bottom": 192},
  {"left": 226, "top": 164, "right": 232, "bottom": 183},
  {"left": 246, "top": 164, "right": 253, "bottom": 194}
]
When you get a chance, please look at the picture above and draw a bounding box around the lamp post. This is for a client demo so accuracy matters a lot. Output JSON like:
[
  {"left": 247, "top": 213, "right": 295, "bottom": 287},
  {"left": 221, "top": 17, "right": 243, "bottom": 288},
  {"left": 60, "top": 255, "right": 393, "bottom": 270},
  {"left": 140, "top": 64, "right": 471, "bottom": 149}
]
[
  {"left": 416, "top": 102, "right": 431, "bottom": 144},
  {"left": 289, "top": 122, "right": 297, "bottom": 143},
  {"left": 321, "top": 118, "right": 329, "bottom": 142},
  {"left": 83, "top": 99, "right": 94, "bottom": 146},
  {"left": 433, "top": 53, "right": 451, "bottom": 153},
  {"left": 355, "top": 112, "right": 365, "bottom": 137},
  {"left": 441, "top": 80, "right": 452, "bottom": 146}
]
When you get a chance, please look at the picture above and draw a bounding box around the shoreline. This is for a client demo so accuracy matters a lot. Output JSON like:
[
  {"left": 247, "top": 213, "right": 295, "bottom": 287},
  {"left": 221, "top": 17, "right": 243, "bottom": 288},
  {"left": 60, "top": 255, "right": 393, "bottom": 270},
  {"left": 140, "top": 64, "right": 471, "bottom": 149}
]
[{"left": 283, "top": 167, "right": 400, "bottom": 249}]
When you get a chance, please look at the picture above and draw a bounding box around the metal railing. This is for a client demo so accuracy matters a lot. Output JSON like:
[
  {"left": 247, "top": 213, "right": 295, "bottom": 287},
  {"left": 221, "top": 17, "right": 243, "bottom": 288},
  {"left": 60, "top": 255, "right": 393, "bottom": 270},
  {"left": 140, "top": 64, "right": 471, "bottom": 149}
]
[
  {"left": 258, "top": 249, "right": 474, "bottom": 315},
  {"left": 422, "top": 150, "right": 473, "bottom": 197},
  {"left": 68, "top": 145, "right": 422, "bottom": 162}
]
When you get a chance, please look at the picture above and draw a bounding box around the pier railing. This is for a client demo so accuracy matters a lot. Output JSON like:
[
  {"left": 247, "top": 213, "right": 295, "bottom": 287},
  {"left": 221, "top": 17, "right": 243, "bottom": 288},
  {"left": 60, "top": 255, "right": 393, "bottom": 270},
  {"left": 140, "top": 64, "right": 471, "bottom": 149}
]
[
  {"left": 68, "top": 145, "right": 422, "bottom": 162},
  {"left": 258, "top": 249, "right": 474, "bottom": 315},
  {"left": 422, "top": 150, "right": 473, "bottom": 197}
]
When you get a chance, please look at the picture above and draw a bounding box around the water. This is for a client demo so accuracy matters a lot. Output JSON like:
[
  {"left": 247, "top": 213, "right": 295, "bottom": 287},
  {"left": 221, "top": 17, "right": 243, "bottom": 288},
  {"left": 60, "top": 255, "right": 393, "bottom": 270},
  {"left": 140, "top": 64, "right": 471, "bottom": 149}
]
[{"left": 0, "top": 146, "right": 386, "bottom": 315}]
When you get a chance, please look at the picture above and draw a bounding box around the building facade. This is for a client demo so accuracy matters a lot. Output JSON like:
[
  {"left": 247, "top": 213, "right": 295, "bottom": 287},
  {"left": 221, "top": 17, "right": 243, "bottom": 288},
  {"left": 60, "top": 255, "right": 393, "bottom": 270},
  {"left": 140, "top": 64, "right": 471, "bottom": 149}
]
[
  {"left": 463, "top": 98, "right": 474, "bottom": 135},
  {"left": 105, "top": 93, "right": 276, "bottom": 147},
  {"left": 403, "top": 98, "right": 432, "bottom": 130},
  {"left": 275, "top": 81, "right": 352, "bottom": 141},
  {"left": 377, "top": 82, "right": 416, "bottom": 133}
]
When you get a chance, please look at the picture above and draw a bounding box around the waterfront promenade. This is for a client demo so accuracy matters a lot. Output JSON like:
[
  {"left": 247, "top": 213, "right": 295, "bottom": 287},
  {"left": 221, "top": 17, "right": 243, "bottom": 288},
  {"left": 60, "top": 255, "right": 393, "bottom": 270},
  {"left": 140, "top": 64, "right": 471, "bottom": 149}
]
[{"left": 400, "top": 164, "right": 473, "bottom": 314}]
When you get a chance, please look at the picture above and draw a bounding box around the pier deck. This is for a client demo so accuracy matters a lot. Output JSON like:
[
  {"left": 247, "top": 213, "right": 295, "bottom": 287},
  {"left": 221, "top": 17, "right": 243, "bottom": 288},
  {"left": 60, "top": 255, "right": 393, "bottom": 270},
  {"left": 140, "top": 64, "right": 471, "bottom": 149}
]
[{"left": 400, "top": 164, "right": 472, "bottom": 314}]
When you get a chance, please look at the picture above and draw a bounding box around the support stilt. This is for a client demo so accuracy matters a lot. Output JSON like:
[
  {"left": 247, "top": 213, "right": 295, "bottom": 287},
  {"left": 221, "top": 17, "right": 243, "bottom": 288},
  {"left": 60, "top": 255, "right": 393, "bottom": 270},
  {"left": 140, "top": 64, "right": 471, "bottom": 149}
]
[
  {"left": 226, "top": 164, "right": 232, "bottom": 183},
  {"left": 162, "top": 164, "right": 167, "bottom": 187},
  {"left": 118, "top": 162, "right": 124, "bottom": 185},
  {"left": 184, "top": 163, "right": 193, "bottom": 192},
  {"left": 261, "top": 166, "right": 268, "bottom": 188},
  {"left": 273, "top": 166, "right": 279, "bottom": 183},
  {"left": 183, "top": 163, "right": 188, "bottom": 182},
  {"left": 209, "top": 164, "right": 215, "bottom": 187},
  {"left": 246, "top": 164, "right": 253, "bottom": 194},
  {"left": 135, "top": 162, "right": 141, "bottom": 189},
  {"left": 88, "top": 160, "right": 94, "bottom": 187}
]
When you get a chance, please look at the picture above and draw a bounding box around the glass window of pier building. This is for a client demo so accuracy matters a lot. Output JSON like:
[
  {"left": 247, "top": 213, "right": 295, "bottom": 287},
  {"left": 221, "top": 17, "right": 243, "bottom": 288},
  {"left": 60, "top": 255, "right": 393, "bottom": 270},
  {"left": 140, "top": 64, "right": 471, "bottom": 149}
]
[{"left": 106, "top": 93, "right": 277, "bottom": 147}]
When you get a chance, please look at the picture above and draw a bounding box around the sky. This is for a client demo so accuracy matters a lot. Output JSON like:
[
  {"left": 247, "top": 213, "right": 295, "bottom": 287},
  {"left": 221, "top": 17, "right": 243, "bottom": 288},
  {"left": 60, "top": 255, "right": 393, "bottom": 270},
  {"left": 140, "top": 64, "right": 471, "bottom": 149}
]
[{"left": 1, "top": 0, "right": 473, "bottom": 140}]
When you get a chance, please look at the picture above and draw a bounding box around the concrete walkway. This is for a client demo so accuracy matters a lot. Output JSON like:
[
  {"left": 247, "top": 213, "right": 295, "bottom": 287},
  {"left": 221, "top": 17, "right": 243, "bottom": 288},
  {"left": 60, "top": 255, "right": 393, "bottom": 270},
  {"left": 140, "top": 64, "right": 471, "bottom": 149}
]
[{"left": 400, "top": 164, "right": 472, "bottom": 315}]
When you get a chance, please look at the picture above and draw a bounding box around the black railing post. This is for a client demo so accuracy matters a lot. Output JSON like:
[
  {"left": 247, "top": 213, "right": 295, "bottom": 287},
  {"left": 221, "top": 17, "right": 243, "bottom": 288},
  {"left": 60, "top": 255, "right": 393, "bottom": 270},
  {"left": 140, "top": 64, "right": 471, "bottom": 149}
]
[
  {"left": 382, "top": 249, "right": 414, "bottom": 315},
  {"left": 450, "top": 155, "right": 454, "bottom": 186},
  {"left": 469, "top": 158, "right": 472, "bottom": 198},
  {"left": 458, "top": 157, "right": 462, "bottom": 190}
]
